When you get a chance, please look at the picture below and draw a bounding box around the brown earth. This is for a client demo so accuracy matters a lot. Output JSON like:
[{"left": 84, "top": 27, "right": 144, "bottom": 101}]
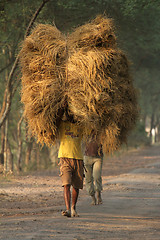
[{"left": 0, "top": 144, "right": 160, "bottom": 240}]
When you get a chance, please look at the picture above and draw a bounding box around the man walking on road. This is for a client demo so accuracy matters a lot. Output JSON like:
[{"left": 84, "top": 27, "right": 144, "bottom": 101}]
[
  {"left": 84, "top": 135, "right": 103, "bottom": 205},
  {"left": 58, "top": 109, "right": 84, "bottom": 217}
]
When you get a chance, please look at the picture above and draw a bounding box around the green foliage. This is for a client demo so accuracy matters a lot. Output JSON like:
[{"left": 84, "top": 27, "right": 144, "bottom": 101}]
[
  {"left": 135, "top": 68, "right": 160, "bottom": 117},
  {"left": 127, "top": 121, "right": 150, "bottom": 148}
]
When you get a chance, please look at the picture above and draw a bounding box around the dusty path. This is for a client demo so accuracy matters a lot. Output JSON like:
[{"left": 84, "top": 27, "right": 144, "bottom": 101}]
[{"left": 0, "top": 145, "right": 160, "bottom": 239}]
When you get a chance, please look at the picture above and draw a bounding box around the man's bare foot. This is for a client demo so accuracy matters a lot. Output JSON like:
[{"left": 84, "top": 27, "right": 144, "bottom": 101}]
[
  {"left": 97, "top": 191, "right": 102, "bottom": 204},
  {"left": 97, "top": 197, "right": 102, "bottom": 204},
  {"left": 91, "top": 195, "right": 96, "bottom": 205},
  {"left": 71, "top": 207, "right": 79, "bottom": 217},
  {"left": 61, "top": 210, "right": 71, "bottom": 217}
]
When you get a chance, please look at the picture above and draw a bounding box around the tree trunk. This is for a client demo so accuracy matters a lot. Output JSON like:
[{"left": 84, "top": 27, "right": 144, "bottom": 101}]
[
  {"left": 31, "top": 142, "right": 37, "bottom": 170},
  {"left": 154, "top": 114, "right": 160, "bottom": 143},
  {"left": 0, "top": 89, "right": 7, "bottom": 168},
  {"left": 36, "top": 146, "right": 40, "bottom": 170},
  {"left": 25, "top": 140, "right": 33, "bottom": 171},
  {"left": 0, "top": 124, "right": 5, "bottom": 165},
  {"left": 3, "top": 118, "right": 8, "bottom": 174},
  {"left": 7, "top": 140, "right": 13, "bottom": 172},
  {"left": 49, "top": 143, "right": 59, "bottom": 167},
  {"left": 32, "top": 143, "right": 40, "bottom": 170},
  {"left": 0, "top": 124, "right": 5, "bottom": 173},
  {"left": 150, "top": 112, "right": 157, "bottom": 144},
  {"left": 17, "top": 116, "right": 23, "bottom": 173}
]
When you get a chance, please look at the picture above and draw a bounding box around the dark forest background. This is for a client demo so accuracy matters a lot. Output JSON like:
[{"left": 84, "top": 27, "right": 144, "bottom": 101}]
[{"left": 0, "top": 0, "right": 160, "bottom": 174}]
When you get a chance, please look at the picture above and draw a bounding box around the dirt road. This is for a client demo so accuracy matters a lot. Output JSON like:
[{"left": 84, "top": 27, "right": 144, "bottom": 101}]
[{"left": 0, "top": 145, "right": 160, "bottom": 239}]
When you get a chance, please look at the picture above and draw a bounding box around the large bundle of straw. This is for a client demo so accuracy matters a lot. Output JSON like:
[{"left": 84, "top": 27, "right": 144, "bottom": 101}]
[
  {"left": 67, "top": 16, "right": 138, "bottom": 153},
  {"left": 20, "top": 24, "right": 67, "bottom": 145},
  {"left": 20, "top": 16, "right": 139, "bottom": 153}
]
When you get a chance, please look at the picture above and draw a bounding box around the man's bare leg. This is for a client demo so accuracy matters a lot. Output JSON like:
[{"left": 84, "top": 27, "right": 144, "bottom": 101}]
[
  {"left": 71, "top": 187, "right": 79, "bottom": 217},
  {"left": 62, "top": 184, "right": 71, "bottom": 217}
]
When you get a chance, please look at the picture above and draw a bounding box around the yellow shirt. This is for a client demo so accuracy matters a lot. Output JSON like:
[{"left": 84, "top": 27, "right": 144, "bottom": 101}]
[{"left": 58, "top": 121, "right": 83, "bottom": 160}]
